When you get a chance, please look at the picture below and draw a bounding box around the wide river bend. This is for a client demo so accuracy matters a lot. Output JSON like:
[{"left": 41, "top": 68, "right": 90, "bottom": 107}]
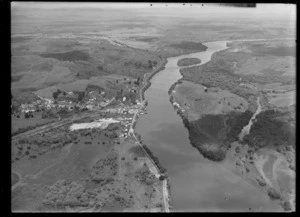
[{"left": 136, "top": 41, "right": 282, "bottom": 212}]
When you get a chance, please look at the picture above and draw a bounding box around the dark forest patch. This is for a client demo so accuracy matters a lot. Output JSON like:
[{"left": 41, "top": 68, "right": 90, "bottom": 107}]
[
  {"left": 184, "top": 110, "right": 254, "bottom": 161},
  {"left": 169, "top": 41, "right": 207, "bottom": 51},
  {"left": 252, "top": 46, "right": 295, "bottom": 57},
  {"left": 40, "top": 50, "right": 90, "bottom": 62},
  {"left": 224, "top": 110, "right": 253, "bottom": 145},
  {"left": 85, "top": 84, "right": 105, "bottom": 93},
  {"left": 11, "top": 74, "right": 24, "bottom": 83},
  {"left": 132, "top": 37, "right": 159, "bottom": 42},
  {"left": 177, "top": 58, "right": 201, "bottom": 67},
  {"left": 242, "top": 110, "right": 294, "bottom": 149},
  {"left": 186, "top": 114, "right": 227, "bottom": 161}
]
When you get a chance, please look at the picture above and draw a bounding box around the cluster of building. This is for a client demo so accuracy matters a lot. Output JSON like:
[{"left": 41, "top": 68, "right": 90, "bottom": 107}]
[
  {"left": 17, "top": 90, "right": 113, "bottom": 115},
  {"left": 19, "top": 97, "right": 56, "bottom": 114},
  {"left": 71, "top": 90, "right": 113, "bottom": 110},
  {"left": 104, "top": 100, "right": 146, "bottom": 115},
  {"left": 102, "top": 100, "right": 147, "bottom": 138},
  {"left": 15, "top": 89, "right": 147, "bottom": 140}
]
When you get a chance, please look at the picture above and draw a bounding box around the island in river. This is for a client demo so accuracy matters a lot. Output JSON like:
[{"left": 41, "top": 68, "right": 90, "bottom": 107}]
[
  {"left": 177, "top": 58, "right": 202, "bottom": 67},
  {"left": 170, "top": 39, "right": 295, "bottom": 211}
]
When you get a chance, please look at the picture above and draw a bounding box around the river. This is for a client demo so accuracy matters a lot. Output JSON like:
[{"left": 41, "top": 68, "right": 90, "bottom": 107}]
[{"left": 135, "top": 40, "right": 282, "bottom": 211}]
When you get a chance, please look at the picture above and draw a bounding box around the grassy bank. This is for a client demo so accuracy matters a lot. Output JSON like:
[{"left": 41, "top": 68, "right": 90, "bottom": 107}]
[
  {"left": 140, "top": 59, "right": 168, "bottom": 101},
  {"left": 132, "top": 57, "right": 171, "bottom": 211},
  {"left": 134, "top": 58, "right": 169, "bottom": 174}
]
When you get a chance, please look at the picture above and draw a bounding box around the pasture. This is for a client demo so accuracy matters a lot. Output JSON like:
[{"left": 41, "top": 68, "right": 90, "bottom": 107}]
[{"left": 172, "top": 80, "right": 248, "bottom": 120}]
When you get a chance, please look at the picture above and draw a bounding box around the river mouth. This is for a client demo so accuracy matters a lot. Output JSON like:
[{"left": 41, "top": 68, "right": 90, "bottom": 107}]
[{"left": 136, "top": 41, "right": 282, "bottom": 212}]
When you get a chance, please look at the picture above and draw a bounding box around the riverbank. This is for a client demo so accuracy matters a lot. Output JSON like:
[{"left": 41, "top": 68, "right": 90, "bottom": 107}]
[
  {"left": 131, "top": 57, "right": 171, "bottom": 212},
  {"left": 169, "top": 79, "right": 229, "bottom": 162},
  {"left": 140, "top": 59, "right": 168, "bottom": 101}
]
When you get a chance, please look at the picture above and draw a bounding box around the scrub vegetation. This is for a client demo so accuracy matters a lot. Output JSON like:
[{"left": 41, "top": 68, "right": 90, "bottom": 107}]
[
  {"left": 242, "top": 110, "right": 295, "bottom": 149},
  {"left": 177, "top": 58, "right": 201, "bottom": 67},
  {"left": 185, "top": 111, "right": 253, "bottom": 161}
]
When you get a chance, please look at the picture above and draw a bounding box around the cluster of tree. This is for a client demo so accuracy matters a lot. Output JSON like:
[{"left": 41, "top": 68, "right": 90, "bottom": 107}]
[
  {"left": 267, "top": 188, "right": 281, "bottom": 200},
  {"left": 74, "top": 91, "right": 85, "bottom": 102},
  {"left": 53, "top": 89, "right": 86, "bottom": 102},
  {"left": 18, "top": 131, "right": 72, "bottom": 148},
  {"left": 242, "top": 110, "right": 292, "bottom": 149},
  {"left": 97, "top": 65, "right": 103, "bottom": 71},
  {"left": 148, "top": 60, "right": 153, "bottom": 69},
  {"left": 43, "top": 179, "right": 91, "bottom": 208},
  {"left": 93, "top": 152, "right": 118, "bottom": 178},
  {"left": 85, "top": 84, "right": 105, "bottom": 95},
  {"left": 12, "top": 125, "right": 36, "bottom": 136},
  {"left": 40, "top": 50, "right": 90, "bottom": 62},
  {"left": 24, "top": 112, "right": 34, "bottom": 119},
  {"left": 256, "top": 176, "right": 267, "bottom": 187},
  {"left": 170, "top": 41, "right": 208, "bottom": 51},
  {"left": 53, "top": 89, "right": 62, "bottom": 99},
  {"left": 57, "top": 107, "right": 69, "bottom": 115},
  {"left": 201, "top": 148, "right": 226, "bottom": 162},
  {"left": 115, "top": 89, "right": 124, "bottom": 101},
  {"left": 141, "top": 144, "right": 167, "bottom": 174},
  {"left": 224, "top": 110, "right": 253, "bottom": 145},
  {"left": 104, "top": 130, "right": 118, "bottom": 139},
  {"left": 11, "top": 101, "right": 20, "bottom": 114},
  {"left": 41, "top": 110, "right": 58, "bottom": 119},
  {"left": 168, "top": 80, "right": 183, "bottom": 95},
  {"left": 136, "top": 166, "right": 156, "bottom": 185},
  {"left": 183, "top": 114, "right": 229, "bottom": 161},
  {"left": 177, "top": 58, "right": 201, "bottom": 67},
  {"left": 134, "top": 77, "right": 141, "bottom": 86},
  {"left": 180, "top": 59, "right": 260, "bottom": 101},
  {"left": 12, "top": 119, "right": 54, "bottom": 136},
  {"left": 133, "top": 61, "right": 149, "bottom": 69},
  {"left": 281, "top": 201, "right": 292, "bottom": 211}
]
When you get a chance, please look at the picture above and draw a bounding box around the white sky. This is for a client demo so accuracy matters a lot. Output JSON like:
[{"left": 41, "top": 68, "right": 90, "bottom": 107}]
[{"left": 11, "top": 2, "right": 296, "bottom": 20}]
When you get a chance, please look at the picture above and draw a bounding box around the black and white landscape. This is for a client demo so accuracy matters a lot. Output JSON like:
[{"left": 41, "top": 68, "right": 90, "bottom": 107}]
[{"left": 11, "top": 3, "right": 295, "bottom": 212}]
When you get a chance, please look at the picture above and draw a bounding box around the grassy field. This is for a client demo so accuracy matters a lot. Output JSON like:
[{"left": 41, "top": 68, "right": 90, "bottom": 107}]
[
  {"left": 172, "top": 80, "right": 248, "bottom": 120},
  {"left": 12, "top": 116, "right": 165, "bottom": 211},
  {"left": 11, "top": 111, "right": 55, "bottom": 134},
  {"left": 11, "top": 34, "right": 159, "bottom": 100},
  {"left": 268, "top": 91, "right": 295, "bottom": 107}
]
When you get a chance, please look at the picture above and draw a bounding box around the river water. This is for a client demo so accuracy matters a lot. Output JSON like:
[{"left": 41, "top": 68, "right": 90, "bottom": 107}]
[{"left": 136, "top": 41, "right": 282, "bottom": 212}]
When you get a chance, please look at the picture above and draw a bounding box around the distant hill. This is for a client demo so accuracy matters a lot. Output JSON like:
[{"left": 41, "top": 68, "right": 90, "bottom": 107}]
[{"left": 219, "top": 3, "right": 256, "bottom": 8}]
